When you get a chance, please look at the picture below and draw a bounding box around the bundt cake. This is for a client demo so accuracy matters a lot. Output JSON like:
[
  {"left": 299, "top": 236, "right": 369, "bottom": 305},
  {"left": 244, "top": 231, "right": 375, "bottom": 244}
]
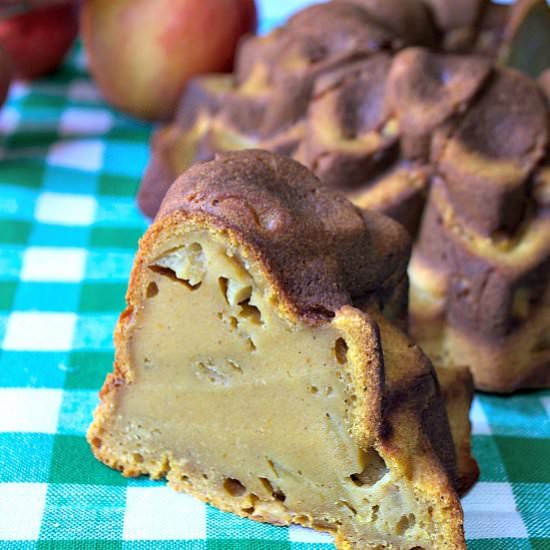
[
  {"left": 90, "top": 151, "right": 473, "bottom": 549},
  {"left": 137, "top": 1, "right": 550, "bottom": 393},
  {"left": 136, "top": 0, "right": 550, "bottom": 213}
]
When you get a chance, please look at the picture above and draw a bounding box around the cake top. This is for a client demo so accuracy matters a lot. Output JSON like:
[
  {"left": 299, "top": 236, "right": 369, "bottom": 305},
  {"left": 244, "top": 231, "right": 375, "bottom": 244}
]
[
  {"left": 158, "top": 150, "right": 410, "bottom": 322},
  {"left": 386, "top": 48, "right": 492, "bottom": 136},
  {"left": 334, "top": 0, "right": 437, "bottom": 45}
]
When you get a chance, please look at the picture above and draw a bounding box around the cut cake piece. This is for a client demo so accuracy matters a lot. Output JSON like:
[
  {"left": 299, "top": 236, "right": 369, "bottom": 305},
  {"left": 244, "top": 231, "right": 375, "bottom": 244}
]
[{"left": 89, "top": 151, "right": 467, "bottom": 549}]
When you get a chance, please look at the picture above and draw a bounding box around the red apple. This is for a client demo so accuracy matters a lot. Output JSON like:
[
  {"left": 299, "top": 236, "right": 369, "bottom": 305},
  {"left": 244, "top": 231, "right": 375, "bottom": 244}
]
[
  {"left": 0, "top": 1, "right": 79, "bottom": 80},
  {"left": 80, "top": 0, "right": 257, "bottom": 121},
  {"left": 238, "top": 0, "right": 257, "bottom": 41},
  {"left": 0, "top": 46, "right": 13, "bottom": 107}
]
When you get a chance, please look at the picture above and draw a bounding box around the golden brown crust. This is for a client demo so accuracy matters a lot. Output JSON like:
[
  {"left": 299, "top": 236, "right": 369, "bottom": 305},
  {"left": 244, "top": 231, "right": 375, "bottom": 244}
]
[
  {"left": 386, "top": 48, "right": 492, "bottom": 140},
  {"left": 436, "top": 366, "right": 480, "bottom": 495},
  {"left": 158, "top": 149, "right": 411, "bottom": 324},
  {"left": 371, "top": 311, "right": 458, "bottom": 486}
]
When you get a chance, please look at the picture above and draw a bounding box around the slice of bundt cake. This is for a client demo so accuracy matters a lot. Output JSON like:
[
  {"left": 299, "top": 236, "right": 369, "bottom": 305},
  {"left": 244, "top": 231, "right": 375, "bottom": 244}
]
[{"left": 90, "top": 151, "right": 469, "bottom": 549}]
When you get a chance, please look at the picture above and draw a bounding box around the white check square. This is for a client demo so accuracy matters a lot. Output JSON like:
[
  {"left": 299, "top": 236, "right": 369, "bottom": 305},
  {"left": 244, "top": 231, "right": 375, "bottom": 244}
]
[
  {"left": 470, "top": 397, "right": 492, "bottom": 436},
  {"left": 463, "top": 482, "right": 528, "bottom": 539},
  {"left": 123, "top": 486, "right": 206, "bottom": 540},
  {"left": 57, "top": 389, "right": 98, "bottom": 436},
  {"left": 67, "top": 80, "right": 101, "bottom": 102},
  {"left": 74, "top": 47, "right": 88, "bottom": 72},
  {"left": 0, "top": 483, "right": 47, "bottom": 540},
  {"left": 0, "top": 388, "right": 62, "bottom": 433},
  {"left": 9, "top": 82, "right": 29, "bottom": 100},
  {"left": 35, "top": 192, "right": 97, "bottom": 226},
  {"left": 21, "top": 246, "right": 87, "bottom": 282},
  {"left": 0, "top": 107, "right": 20, "bottom": 134},
  {"left": 3, "top": 312, "right": 76, "bottom": 351},
  {"left": 47, "top": 139, "right": 104, "bottom": 172},
  {"left": 60, "top": 108, "right": 113, "bottom": 136},
  {"left": 289, "top": 525, "right": 333, "bottom": 543}
]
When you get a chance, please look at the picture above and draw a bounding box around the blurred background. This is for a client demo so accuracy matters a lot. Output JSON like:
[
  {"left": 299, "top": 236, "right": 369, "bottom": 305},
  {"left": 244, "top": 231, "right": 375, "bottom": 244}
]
[{"left": 0, "top": 1, "right": 549, "bottom": 549}]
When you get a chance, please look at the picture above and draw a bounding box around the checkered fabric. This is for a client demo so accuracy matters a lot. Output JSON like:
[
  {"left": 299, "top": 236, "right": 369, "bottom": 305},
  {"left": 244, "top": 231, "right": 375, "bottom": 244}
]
[{"left": 0, "top": 4, "right": 549, "bottom": 549}]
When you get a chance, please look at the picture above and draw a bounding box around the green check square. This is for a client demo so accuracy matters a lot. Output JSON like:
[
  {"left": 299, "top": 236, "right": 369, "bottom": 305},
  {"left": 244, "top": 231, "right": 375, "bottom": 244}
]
[
  {"left": 496, "top": 436, "right": 550, "bottom": 483},
  {"left": 513, "top": 484, "right": 550, "bottom": 538},
  {"left": 0, "top": 220, "right": 31, "bottom": 244},
  {"left": 467, "top": 540, "right": 531, "bottom": 550},
  {"left": 65, "top": 350, "right": 113, "bottom": 390},
  {"left": 0, "top": 281, "right": 17, "bottom": 308},
  {"left": 106, "top": 127, "right": 151, "bottom": 142},
  {"left": 79, "top": 282, "right": 127, "bottom": 313},
  {"left": 123, "top": 544, "right": 206, "bottom": 549},
  {"left": 98, "top": 173, "right": 139, "bottom": 197},
  {"left": 90, "top": 227, "right": 143, "bottom": 249},
  {"left": 6, "top": 129, "right": 60, "bottom": 150},
  {"left": 472, "top": 435, "right": 509, "bottom": 482},
  {"left": 531, "top": 539, "right": 550, "bottom": 549},
  {"left": 49, "top": 434, "right": 127, "bottom": 486},
  {"left": 0, "top": 160, "right": 44, "bottom": 189},
  {"left": 48, "top": 62, "right": 88, "bottom": 83},
  {"left": 21, "top": 93, "right": 66, "bottom": 110}
]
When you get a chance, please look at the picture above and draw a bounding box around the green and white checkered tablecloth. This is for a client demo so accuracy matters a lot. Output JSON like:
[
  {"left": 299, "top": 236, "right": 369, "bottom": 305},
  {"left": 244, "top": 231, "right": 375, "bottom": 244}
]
[{"left": 0, "top": 31, "right": 549, "bottom": 550}]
